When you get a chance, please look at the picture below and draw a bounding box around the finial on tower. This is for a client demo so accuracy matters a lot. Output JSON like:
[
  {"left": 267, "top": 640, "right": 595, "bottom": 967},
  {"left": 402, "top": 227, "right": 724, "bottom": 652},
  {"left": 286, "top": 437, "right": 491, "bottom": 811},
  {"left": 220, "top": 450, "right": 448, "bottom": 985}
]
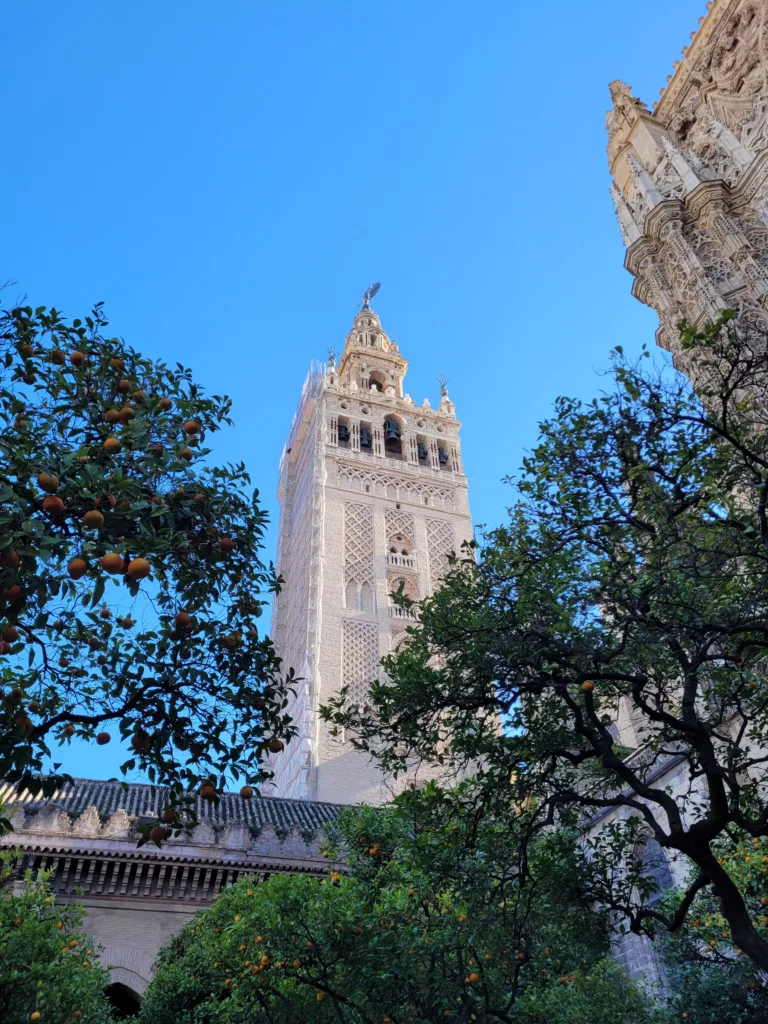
[
  {"left": 438, "top": 374, "right": 449, "bottom": 397},
  {"left": 361, "top": 281, "right": 381, "bottom": 309},
  {"left": 327, "top": 346, "right": 336, "bottom": 369}
]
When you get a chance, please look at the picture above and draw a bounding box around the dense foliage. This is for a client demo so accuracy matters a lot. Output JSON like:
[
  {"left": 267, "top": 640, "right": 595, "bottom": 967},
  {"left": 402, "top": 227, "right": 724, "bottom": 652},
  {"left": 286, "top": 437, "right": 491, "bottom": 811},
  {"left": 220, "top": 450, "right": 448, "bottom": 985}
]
[
  {"left": 0, "top": 302, "right": 296, "bottom": 837},
  {"left": 659, "top": 831, "right": 768, "bottom": 1023},
  {"left": 323, "top": 313, "right": 768, "bottom": 971},
  {"left": 139, "top": 789, "right": 654, "bottom": 1023},
  {"left": 0, "top": 850, "right": 113, "bottom": 1023}
]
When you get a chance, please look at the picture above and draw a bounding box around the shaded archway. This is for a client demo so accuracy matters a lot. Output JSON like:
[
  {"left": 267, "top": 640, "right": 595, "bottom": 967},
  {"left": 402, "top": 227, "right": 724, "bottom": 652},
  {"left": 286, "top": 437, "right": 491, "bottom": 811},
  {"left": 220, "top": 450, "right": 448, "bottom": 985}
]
[{"left": 105, "top": 982, "right": 141, "bottom": 1018}]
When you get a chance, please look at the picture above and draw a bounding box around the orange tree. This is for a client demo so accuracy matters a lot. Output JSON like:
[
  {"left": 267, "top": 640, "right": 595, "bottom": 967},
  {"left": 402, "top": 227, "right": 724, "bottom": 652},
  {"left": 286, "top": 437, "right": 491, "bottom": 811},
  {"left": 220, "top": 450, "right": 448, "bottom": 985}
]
[
  {"left": 137, "top": 787, "right": 656, "bottom": 1024},
  {"left": 0, "top": 301, "right": 295, "bottom": 837},
  {"left": 0, "top": 849, "right": 113, "bottom": 1023}
]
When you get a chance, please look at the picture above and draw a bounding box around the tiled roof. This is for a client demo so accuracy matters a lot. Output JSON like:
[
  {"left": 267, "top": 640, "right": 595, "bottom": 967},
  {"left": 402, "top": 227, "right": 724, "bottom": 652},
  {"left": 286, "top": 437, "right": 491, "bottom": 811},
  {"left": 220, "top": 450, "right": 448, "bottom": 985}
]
[{"left": 0, "top": 777, "right": 343, "bottom": 834}]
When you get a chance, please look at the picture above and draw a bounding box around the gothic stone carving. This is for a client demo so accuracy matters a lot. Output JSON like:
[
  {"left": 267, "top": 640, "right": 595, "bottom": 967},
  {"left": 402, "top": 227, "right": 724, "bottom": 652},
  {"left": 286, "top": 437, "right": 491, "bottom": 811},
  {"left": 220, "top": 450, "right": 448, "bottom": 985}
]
[{"left": 608, "top": 1, "right": 768, "bottom": 360}]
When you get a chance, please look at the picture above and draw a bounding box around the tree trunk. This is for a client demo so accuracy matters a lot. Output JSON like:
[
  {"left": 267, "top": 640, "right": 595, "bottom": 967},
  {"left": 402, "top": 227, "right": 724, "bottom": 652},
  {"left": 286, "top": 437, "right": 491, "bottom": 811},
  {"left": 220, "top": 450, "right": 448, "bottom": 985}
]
[{"left": 693, "top": 844, "right": 768, "bottom": 971}]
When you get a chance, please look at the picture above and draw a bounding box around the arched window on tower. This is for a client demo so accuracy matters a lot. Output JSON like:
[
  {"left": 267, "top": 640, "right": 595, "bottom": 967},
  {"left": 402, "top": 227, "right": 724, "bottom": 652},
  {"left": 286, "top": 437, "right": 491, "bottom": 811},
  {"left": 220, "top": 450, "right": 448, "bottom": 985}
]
[
  {"left": 337, "top": 416, "right": 350, "bottom": 448},
  {"left": 360, "top": 421, "right": 373, "bottom": 452},
  {"left": 384, "top": 416, "right": 403, "bottom": 458},
  {"left": 369, "top": 370, "right": 386, "bottom": 392},
  {"left": 416, "top": 435, "right": 429, "bottom": 464},
  {"left": 345, "top": 580, "right": 359, "bottom": 610}
]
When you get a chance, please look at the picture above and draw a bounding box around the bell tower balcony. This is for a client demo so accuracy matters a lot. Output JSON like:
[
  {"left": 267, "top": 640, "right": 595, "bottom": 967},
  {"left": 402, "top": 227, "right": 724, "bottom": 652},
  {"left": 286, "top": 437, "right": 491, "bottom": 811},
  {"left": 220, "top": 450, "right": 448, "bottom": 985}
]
[{"left": 386, "top": 552, "right": 416, "bottom": 570}]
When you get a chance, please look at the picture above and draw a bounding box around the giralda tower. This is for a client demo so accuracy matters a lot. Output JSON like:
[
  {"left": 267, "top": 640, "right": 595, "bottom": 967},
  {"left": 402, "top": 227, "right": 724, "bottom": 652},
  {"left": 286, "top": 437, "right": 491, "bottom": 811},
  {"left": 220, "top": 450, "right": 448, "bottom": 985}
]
[{"left": 268, "top": 295, "right": 473, "bottom": 804}]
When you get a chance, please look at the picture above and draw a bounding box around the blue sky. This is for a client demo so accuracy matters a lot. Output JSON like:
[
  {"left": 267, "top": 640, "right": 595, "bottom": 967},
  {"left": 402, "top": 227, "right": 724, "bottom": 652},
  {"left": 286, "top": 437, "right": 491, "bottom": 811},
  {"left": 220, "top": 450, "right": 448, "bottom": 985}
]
[{"left": 1, "top": 0, "right": 705, "bottom": 781}]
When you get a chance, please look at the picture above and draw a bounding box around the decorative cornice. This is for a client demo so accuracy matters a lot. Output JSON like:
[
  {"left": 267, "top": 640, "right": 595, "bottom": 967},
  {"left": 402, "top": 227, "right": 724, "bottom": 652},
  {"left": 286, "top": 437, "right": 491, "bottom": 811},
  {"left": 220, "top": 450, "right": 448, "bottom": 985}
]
[{"left": 10, "top": 839, "right": 331, "bottom": 873}]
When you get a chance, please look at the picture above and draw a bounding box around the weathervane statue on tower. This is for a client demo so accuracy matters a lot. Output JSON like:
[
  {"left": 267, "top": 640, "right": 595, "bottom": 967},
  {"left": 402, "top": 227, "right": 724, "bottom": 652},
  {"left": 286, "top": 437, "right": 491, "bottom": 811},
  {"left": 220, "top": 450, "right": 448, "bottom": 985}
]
[{"left": 361, "top": 281, "right": 381, "bottom": 310}]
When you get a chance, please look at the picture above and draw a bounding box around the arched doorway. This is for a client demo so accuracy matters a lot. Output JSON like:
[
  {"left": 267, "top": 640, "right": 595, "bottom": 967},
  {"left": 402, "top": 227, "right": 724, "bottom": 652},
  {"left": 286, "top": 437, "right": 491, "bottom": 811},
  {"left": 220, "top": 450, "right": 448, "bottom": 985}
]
[{"left": 105, "top": 982, "right": 141, "bottom": 1018}]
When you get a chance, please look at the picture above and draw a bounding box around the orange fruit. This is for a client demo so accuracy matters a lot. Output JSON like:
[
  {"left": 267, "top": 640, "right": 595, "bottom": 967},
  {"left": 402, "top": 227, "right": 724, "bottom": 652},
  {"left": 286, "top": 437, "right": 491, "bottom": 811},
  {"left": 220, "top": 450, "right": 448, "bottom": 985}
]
[
  {"left": 104, "top": 437, "right": 121, "bottom": 454},
  {"left": 150, "top": 826, "right": 167, "bottom": 843},
  {"left": 50, "top": 349, "right": 66, "bottom": 364},
  {"left": 2, "top": 626, "right": 19, "bottom": 642},
  {"left": 3, "top": 584, "right": 23, "bottom": 602},
  {"left": 175, "top": 611, "right": 191, "bottom": 630},
  {"left": 30, "top": 1013, "right": 41, "bottom": 1022},
  {"left": 100, "top": 552, "right": 124, "bottom": 574},
  {"left": 582, "top": 680, "right": 594, "bottom": 692},
  {"left": 119, "top": 405, "right": 135, "bottom": 422},
  {"left": 1, "top": 550, "right": 20, "bottom": 569},
  {"left": 82, "top": 510, "right": 104, "bottom": 529},
  {"left": 96, "top": 732, "right": 111, "bottom": 745},
  {"left": 183, "top": 419, "right": 201, "bottom": 435},
  {"left": 69, "top": 351, "right": 87, "bottom": 367},
  {"left": 240, "top": 785, "right": 254, "bottom": 799},
  {"left": 127, "top": 557, "right": 151, "bottom": 581},
  {"left": 110, "top": 357, "right": 125, "bottom": 370},
  {"left": 317, "top": 993, "right": 326, "bottom": 1002},
  {"left": 158, "top": 396, "right": 173, "bottom": 411},
  {"left": 219, "top": 537, "right": 235, "bottom": 553},
  {"left": 42, "top": 495, "right": 65, "bottom": 515},
  {"left": 162, "top": 809, "right": 177, "bottom": 824},
  {"left": 117, "top": 378, "right": 132, "bottom": 393},
  {"left": 63, "top": 724, "right": 75, "bottom": 737},
  {"left": 104, "top": 408, "right": 121, "bottom": 424},
  {"left": 178, "top": 447, "right": 193, "bottom": 461},
  {"left": 200, "top": 783, "right": 216, "bottom": 801},
  {"left": 68, "top": 557, "right": 89, "bottom": 580},
  {"left": 267, "top": 738, "right": 284, "bottom": 754},
  {"left": 37, "top": 472, "right": 59, "bottom": 492}
]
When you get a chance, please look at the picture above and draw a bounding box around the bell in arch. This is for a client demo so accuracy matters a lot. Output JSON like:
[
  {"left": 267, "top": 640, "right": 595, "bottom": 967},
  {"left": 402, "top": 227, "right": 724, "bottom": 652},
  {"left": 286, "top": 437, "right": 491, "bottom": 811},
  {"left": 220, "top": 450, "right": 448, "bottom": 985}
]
[{"left": 384, "top": 418, "right": 401, "bottom": 442}]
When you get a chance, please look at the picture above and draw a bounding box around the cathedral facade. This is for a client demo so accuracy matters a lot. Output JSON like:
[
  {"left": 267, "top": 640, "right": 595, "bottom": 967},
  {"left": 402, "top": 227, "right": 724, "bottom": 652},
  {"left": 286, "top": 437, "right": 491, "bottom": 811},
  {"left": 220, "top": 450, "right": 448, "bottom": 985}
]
[
  {"left": 268, "top": 303, "right": 473, "bottom": 804},
  {"left": 608, "top": 0, "right": 768, "bottom": 370}
]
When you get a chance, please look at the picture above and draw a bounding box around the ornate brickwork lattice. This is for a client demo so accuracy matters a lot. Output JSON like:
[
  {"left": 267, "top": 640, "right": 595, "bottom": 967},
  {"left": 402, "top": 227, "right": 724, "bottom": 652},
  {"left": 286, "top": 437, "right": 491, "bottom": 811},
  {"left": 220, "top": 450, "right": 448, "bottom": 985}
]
[
  {"left": 385, "top": 508, "right": 415, "bottom": 544},
  {"left": 344, "top": 502, "right": 374, "bottom": 584},
  {"left": 338, "top": 464, "right": 455, "bottom": 510},
  {"left": 426, "top": 518, "right": 455, "bottom": 589},
  {"left": 342, "top": 620, "right": 379, "bottom": 707}
]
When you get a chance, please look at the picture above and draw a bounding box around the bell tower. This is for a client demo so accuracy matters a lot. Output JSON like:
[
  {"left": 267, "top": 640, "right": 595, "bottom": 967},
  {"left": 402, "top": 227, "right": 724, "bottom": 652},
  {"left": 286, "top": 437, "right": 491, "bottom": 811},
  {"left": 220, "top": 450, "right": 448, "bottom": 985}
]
[{"left": 268, "top": 298, "right": 472, "bottom": 804}]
